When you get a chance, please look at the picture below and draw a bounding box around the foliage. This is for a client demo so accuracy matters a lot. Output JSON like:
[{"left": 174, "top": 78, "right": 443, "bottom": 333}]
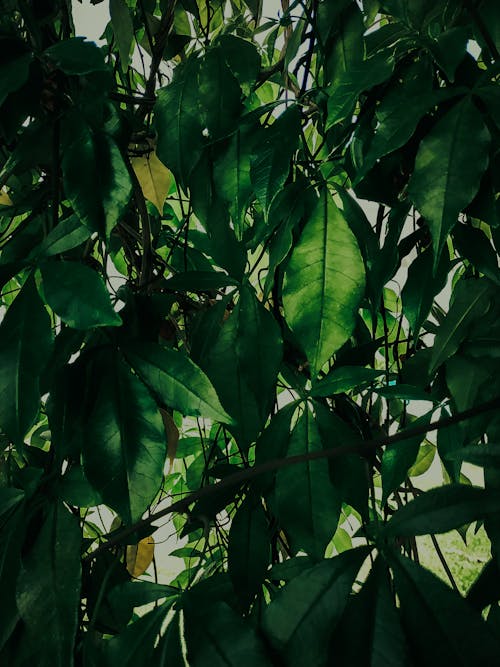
[{"left": 0, "top": 0, "right": 499, "bottom": 664}]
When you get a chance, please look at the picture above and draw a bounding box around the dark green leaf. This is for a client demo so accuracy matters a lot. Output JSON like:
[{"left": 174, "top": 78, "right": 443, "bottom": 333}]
[
  {"left": 0, "top": 51, "right": 32, "bottom": 107},
  {"left": 384, "top": 484, "right": 500, "bottom": 537},
  {"left": 444, "top": 443, "right": 500, "bottom": 468},
  {"left": 0, "top": 277, "right": 53, "bottom": 446},
  {"left": 110, "top": 0, "right": 134, "bottom": 71},
  {"left": 228, "top": 497, "right": 270, "bottom": 608},
  {"left": 276, "top": 406, "right": 341, "bottom": 559},
  {"left": 217, "top": 35, "right": 261, "bottom": 90},
  {"left": 375, "top": 384, "right": 439, "bottom": 402},
  {"left": 31, "top": 215, "right": 92, "bottom": 258},
  {"left": 453, "top": 224, "right": 500, "bottom": 285},
  {"left": 124, "top": 341, "right": 232, "bottom": 423},
  {"left": 61, "top": 115, "right": 132, "bottom": 238},
  {"left": 83, "top": 350, "right": 166, "bottom": 523},
  {"left": 263, "top": 547, "right": 370, "bottom": 667},
  {"left": 389, "top": 552, "right": 500, "bottom": 666},
  {"left": 311, "top": 366, "right": 384, "bottom": 397},
  {"left": 283, "top": 188, "right": 365, "bottom": 378},
  {"left": 39, "top": 261, "right": 122, "bottom": 329},
  {"left": 408, "top": 98, "right": 490, "bottom": 265},
  {"left": 164, "top": 270, "right": 238, "bottom": 291},
  {"left": 45, "top": 37, "right": 108, "bottom": 74},
  {"left": 16, "top": 503, "right": 81, "bottom": 666}
]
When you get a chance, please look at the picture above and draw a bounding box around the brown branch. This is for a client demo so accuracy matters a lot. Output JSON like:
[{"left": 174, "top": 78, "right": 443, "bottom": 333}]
[{"left": 83, "top": 395, "right": 500, "bottom": 561}]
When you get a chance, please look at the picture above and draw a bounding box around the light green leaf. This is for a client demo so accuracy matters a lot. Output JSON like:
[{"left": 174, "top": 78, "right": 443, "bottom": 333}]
[
  {"left": 83, "top": 350, "right": 167, "bottom": 523},
  {"left": 61, "top": 115, "right": 132, "bottom": 238},
  {"left": 263, "top": 547, "right": 370, "bottom": 667},
  {"left": 283, "top": 188, "right": 365, "bottom": 378},
  {"left": 16, "top": 503, "right": 81, "bottom": 666},
  {"left": 39, "top": 261, "right": 122, "bottom": 329},
  {"left": 430, "top": 278, "right": 491, "bottom": 374},
  {"left": 124, "top": 341, "right": 232, "bottom": 423},
  {"left": 0, "top": 277, "right": 53, "bottom": 446},
  {"left": 389, "top": 552, "right": 500, "bottom": 666},
  {"left": 110, "top": 0, "right": 134, "bottom": 71},
  {"left": 384, "top": 484, "right": 500, "bottom": 537},
  {"left": 311, "top": 366, "right": 384, "bottom": 397},
  {"left": 276, "top": 406, "right": 341, "bottom": 559},
  {"left": 408, "top": 98, "right": 490, "bottom": 265}
]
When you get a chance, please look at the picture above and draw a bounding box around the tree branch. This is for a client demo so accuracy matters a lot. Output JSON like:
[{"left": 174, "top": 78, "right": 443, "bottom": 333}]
[{"left": 83, "top": 395, "right": 500, "bottom": 561}]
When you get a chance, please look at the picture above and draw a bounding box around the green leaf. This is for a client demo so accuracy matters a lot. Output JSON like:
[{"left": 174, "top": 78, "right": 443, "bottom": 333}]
[
  {"left": 0, "top": 50, "right": 32, "bottom": 107},
  {"left": 83, "top": 350, "right": 167, "bottom": 523},
  {"left": 381, "top": 413, "right": 432, "bottom": 505},
  {"left": 325, "top": 4, "right": 364, "bottom": 84},
  {"left": 430, "top": 278, "right": 491, "bottom": 374},
  {"left": 213, "top": 127, "right": 254, "bottom": 239},
  {"left": 0, "top": 277, "right": 53, "bottom": 446},
  {"left": 184, "top": 599, "right": 273, "bottom": 667},
  {"left": 58, "top": 465, "right": 103, "bottom": 508},
  {"left": 375, "top": 384, "right": 439, "bottom": 402},
  {"left": 199, "top": 285, "right": 283, "bottom": 448},
  {"left": 453, "top": 224, "right": 500, "bottom": 285},
  {"left": 39, "top": 261, "right": 122, "bottom": 329},
  {"left": 217, "top": 35, "right": 261, "bottom": 91},
  {"left": 429, "top": 26, "right": 469, "bottom": 82},
  {"left": 228, "top": 497, "right": 270, "bottom": 609},
  {"left": 45, "top": 37, "right": 108, "bottom": 74},
  {"left": 384, "top": 484, "right": 500, "bottom": 537},
  {"left": 276, "top": 406, "right": 341, "bottom": 559},
  {"left": 444, "top": 443, "right": 500, "bottom": 468},
  {"left": 0, "top": 487, "right": 24, "bottom": 519},
  {"left": 311, "top": 366, "right": 384, "bottom": 397},
  {"left": 408, "top": 98, "right": 490, "bottom": 265},
  {"left": 263, "top": 547, "right": 370, "bottom": 667},
  {"left": 61, "top": 115, "right": 132, "bottom": 238},
  {"left": 110, "top": 0, "right": 134, "bottom": 71},
  {"left": 331, "top": 557, "right": 409, "bottom": 666},
  {"left": 326, "top": 51, "right": 394, "bottom": 128},
  {"left": 155, "top": 56, "right": 204, "bottom": 190},
  {"left": 124, "top": 341, "right": 232, "bottom": 423},
  {"left": 283, "top": 188, "right": 365, "bottom": 378},
  {"left": 31, "top": 215, "right": 92, "bottom": 258},
  {"left": 16, "top": 503, "right": 81, "bottom": 666},
  {"left": 388, "top": 552, "right": 500, "bottom": 665},
  {"left": 250, "top": 105, "right": 301, "bottom": 217},
  {"left": 0, "top": 507, "right": 24, "bottom": 651}
]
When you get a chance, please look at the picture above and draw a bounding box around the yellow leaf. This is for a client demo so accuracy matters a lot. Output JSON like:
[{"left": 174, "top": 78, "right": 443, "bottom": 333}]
[
  {"left": 126, "top": 536, "right": 155, "bottom": 577},
  {"left": 131, "top": 151, "right": 172, "bottom": 213},
  {"left": 160, "top": 407, "right": 179, "bottom": 472},
  {"left": 0, "top": 189, "right": 12, "bottom": 206}
]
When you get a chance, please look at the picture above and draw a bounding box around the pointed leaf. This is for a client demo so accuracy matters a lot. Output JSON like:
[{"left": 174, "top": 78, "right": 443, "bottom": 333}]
[
  {"left": 228, "top": 497, "right": 270, "bottom": 609},
  {"left": 276, "top": 406, "right": 341, "bottom": 559},
  {"left": 32, "top": 215, "right": 92, "bottom": 258},
  {"left": 408, "top": 98, "right": 490, "bottom": 264},
  {"left": 110, "top": 0, "right": 134, "bottom": 71},
  {"left": 389, "top": 552, "right": 500, "bottom": 666},
  {"left": 83, "top": 350, "right": 167, "bottom": 523},
  {"left": 45, "top": 37, "right": 107, "bottom": 74},
  {"left": 39, "top": 261, "right": 122, "bottom": 329},
  {"left": 62, "top": 115, "right": 132, "bottom": 238},
  {"left": 263, "top": 547, "right": 370, "bottom": 667},
  {"left": 16, "top": 504, "right": 81, "bottom": 666},
  {"left": 124, "top": 341, "right": 232, "bottom": 423},
  {"left": 384, "top": 484, "right": 500, "bottom": 538},
  {"left": 283, "top": 189, "right": 365, "bottom": 377},
  {"left": 311, "top": 366, "right": 384, "bottom": 397},
  {"left": 126, "top": 536, "right": 155, "bottom": 578},
  {"left": 131, "top": 150, "right": 172, "bottom": 214},
  {"left": 0, "top": 277, "right": 53, "bottom": 446}
]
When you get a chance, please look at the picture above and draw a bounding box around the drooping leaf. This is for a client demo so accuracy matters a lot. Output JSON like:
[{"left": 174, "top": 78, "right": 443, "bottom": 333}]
[
  {"left": 276, "top": 405, "right": 341, "bottom": 559},
  {"left": 228, "top": 497, "right": 270, "bottom": 609},
  {"left": 110, "top": 0, "right": 134, "bottom": 71},
  {"left": 39, "top": 261, "right": 122, "bottom": 329},
  {"left": 408, "top": 97, "right": 490, "bottom": 265},
  {"left": 388, "top": 552, "right": 500, "bottom": 666},
  {"left": 263, "top": 547, "right": 370, "bottom": 667},
  {"left": 184, "top": 599, "right": 273, "bottom": 667},
  {"left": 330, "top": 557, "right": 409, "bottom": 666},
  {"left": 45, "top": 37, "right": 108, "bottom": 74},
  {"left": 61, "top": 114, "right": 132, "bottom": 238},
  {"left": 384, "top": 484, "right": 500, "bottom": 537},
  {"left": 250, "top": 105, "right": 301, "bottom": 217},
  {"left": 126, "top": 536, "right": 155, "bottom": 578},
  {"left": 124, "top": 341, "right": 232, "bottom": 423},
  {"left": 31, "top": 215, "right": 92, "bottom": 258},
  {"left": 16, "top": 503, "right": 81, "bottom": 666},
  {"left": 83, "top": 350, "right": 167, "bottom": 523},
  {"left": 283, "top": 188, "right": 365, "bottom": 378},
  {"left": 0, "top": 276, "right": 53, "bottom": 447},
  {"left": 131, "top": 150, "right": 172, "bottom": 214},
  {"left": 430, "top": 278, "right": 491, "bottom": 374}
]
